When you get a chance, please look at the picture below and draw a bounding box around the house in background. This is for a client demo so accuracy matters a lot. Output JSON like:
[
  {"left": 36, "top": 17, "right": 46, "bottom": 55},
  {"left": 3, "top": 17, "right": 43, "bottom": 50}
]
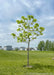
[
  {"left": 0, "top": 46, "right": 2, "bottom": 50},
  {"left": 34, "top": 47, "right": 38, "bottom": 51},
  {"left": 25, "top": 48, "right": 27, "bottom": 51},
  {"left": 4, "top": 46, "right": 13, "bottom": 50},
  {"left": 30, "top": 48, "right": 35, "bottom": 51},
  {"left": 25, "top": 48, "right": 35, "bottom": 51}
]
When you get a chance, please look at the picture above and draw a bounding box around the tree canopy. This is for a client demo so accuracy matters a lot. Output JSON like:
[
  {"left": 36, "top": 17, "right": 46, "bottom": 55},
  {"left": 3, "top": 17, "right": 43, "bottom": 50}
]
[{"left": 11, "top": 15, "right": 45, "bottom": 42}]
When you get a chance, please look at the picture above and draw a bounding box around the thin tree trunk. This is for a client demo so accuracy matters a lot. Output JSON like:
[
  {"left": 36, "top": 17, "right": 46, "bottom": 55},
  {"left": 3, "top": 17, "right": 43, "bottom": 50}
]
[{"left": 27, "top": 38, "right": 30, "bottom": 66}]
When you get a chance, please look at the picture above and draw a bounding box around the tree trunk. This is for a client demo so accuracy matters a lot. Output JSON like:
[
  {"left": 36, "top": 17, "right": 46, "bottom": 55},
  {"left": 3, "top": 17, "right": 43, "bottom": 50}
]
[{"left": 27, "top": 38, "right": 30, "bottom": 66}]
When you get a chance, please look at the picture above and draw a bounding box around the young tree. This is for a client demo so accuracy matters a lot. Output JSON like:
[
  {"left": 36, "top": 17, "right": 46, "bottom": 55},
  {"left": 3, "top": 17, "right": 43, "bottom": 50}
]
[{"left": 11, "top": 15, "right": 45, "bottom": 67}]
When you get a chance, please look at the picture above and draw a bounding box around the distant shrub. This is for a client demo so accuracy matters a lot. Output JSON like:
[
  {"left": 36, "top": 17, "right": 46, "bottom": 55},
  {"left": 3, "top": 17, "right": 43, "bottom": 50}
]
[{"left": 15, "top": 48, "right": 19, "bottom": 51}]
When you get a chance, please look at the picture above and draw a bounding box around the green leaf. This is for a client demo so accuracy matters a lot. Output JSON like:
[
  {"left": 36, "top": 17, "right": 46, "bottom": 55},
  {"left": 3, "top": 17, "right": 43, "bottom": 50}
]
[
  {"left": 35, "top": 23, "right": 39, "bottom": 27},
  {"left": 20, "top": 33, "right": 23, "bottom": 37},
  {"left": 23, "top": 39, "right": 26, "bottom": 42},
  {"left": 36, "top": 34, "right": 39, "bottom": 36},
  {"left": 23, "top": 31, "right": 27, "bottom": 34},
  {"left": 34, "top": 25, "right": 37, "bottom": 28},
  {"left": 28, "top": 15, "right": 31, "bottom": 20},
  {"left": 21, "top": 28, "right": 24, "bottom": 30},
  {"left": 31, "top": 15, "right": 34, "bottom": 19},
  {"left": 20, "top": 39, "right": 23, "bottom": 42},
  {"left": 25, "top": 26, "right": 28, "bottom": 29},
  {"left": 23, "top": 23, "right": 27, "bottom": 27},
  {"left": 21, "top": 16, "right": 25, "bottom": 19},
  {"left": 34, "top": 32, "right": 37, "bottom": 35},
  {"left": 11, "top": 33, "right": 16, "bottom": 36},
  {"left": 20, "top": 20, "right": 24, "bottom": 23},
  {"left": 17, "top": 37, "right": 20, "bottom": 40},
  {"left": 19, "top": 25, "right": 21, "bottom": 27},
  {"left": 36, "top": 28, "right": 38, "bottom": 31},
  {"left": 32, "top": 37, "right": 36, "bottom": 39},
  {"left": 11, "top": 33, "right": 16, "bottom": 39},
  {"left": 39, "top": 31, "right": 42, "bottom": 33},
  {"left": 40, "top": 33, "right": 43, "bottom": 35},
  {"left": 28, "top": 32, "right": 32, "bottom": 36},
  {"left": 21, "top": 16, "right": 27, "bottom": 20},
  {"left": 39, "top": 27, "right": 45, "bottom": 31},
  {"left": 24, "top": 22, "right": 27, "bottom": 25},
  {"left": 16, "top": 20, "right": 21, "bottom": 24},
  {"left": 23, "top": 34, "right": 27, "bottom": 38},
  {"left": 32, "top": 19, "right": 37, "bottom": 22},
  {"left": 30, "top": 27, "right": 33, "bottom": 29},
  {"left": 17, "top": 28, "right": 21, "bottom": 31},
  {"left": 23, "top": 34, "right": 26, "bottom": 37},
  {"left": 31, "top": 23, "right": 33, "bottom": 25},
  {"left": 24, "top": 18, "right": 28, "bottom": 20},
  {"left": 17, "top": 40, "right": 19, "bottom": 42}
]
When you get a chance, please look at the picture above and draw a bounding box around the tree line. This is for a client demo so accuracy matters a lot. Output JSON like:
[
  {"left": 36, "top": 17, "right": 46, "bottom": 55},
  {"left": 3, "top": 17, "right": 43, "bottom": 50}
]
[{"left": 37, "top": 40, "right": 54, "bottom": 51}]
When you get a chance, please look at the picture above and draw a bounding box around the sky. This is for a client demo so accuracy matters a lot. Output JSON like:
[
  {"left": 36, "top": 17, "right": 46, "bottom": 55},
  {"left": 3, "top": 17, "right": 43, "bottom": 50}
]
[{"left": 0, "top": 0, "right": 54, "bottom": 48}]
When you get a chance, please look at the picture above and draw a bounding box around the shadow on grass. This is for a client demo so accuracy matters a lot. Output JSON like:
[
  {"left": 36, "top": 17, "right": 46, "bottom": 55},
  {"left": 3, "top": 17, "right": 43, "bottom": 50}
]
[{"left": 29, "top": 63, "right": 54, "bottom": 70}]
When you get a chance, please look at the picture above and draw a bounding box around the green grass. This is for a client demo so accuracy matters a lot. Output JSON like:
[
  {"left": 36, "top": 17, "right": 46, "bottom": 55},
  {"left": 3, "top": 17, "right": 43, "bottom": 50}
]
[{"left": 0, "top": 50, "right": 54, "bottom": 75}]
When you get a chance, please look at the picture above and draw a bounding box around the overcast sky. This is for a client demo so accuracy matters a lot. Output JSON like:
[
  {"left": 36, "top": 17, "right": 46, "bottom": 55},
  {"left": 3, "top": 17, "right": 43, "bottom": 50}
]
[{"left": 0, "top": 0, "right": 54, "bottom": 48}]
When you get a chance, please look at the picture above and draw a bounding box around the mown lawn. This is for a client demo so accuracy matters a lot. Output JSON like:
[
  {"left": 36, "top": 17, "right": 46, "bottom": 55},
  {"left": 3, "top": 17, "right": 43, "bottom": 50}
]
[{"left": 0, "top": 50, "right": 54, "bottom": 75}]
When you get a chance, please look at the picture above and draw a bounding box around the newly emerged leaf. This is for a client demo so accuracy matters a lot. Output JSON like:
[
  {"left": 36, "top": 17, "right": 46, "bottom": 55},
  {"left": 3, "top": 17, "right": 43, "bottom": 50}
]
[
  {"left": 35, "top": 23, "right": 39, "bottom": 27},
  {"left": 17, "top": 28, "right": 21, "bottom": 31},
  {"left": 20, "top": 20, "right": 24, "bottom": 23},
  {"left": 28, "top": 32, "right": 32, "bottom": 36},
  {"left": 20, "top": 33, "right": 23, "bottom": 37},
  {"left": 34, "top": 32, "right": 37, "bottom": 35},
  {"left": 40, "top": 33, "right": 43, "bottom": 35},
  {"left": 36, "top": 28, "right": 38, "bottom": 31},
  {"left": 17, "top": 37, "right": 20, "bottom": 40},
  {"left": 31, "top": 15, "right": 34, "bottom": 19},
  {"left": 11, "top": 33, "right": 16, "bottom": 39},
  {"left": 31, "top": 23, "right": 33, "bottom": 25},
  {"left": 21, "top": 16, "right": 25, "bottom": 19},
  {"left": 32, "top": 19, "right": 37, "bottom": 22},
  {"left": 32, "top": 37, "right": 36, "bottom": 39},
  {"left": 11, "top": 33, "right": 16, "bottom": 36},
  {"left": 19, "top": 25, "right": 21, "bottom": 27},
  {"left": 16, "top": 20, "right": 21, "bottom": 24},
  {"left": 25, "top": 18, "right": 28, "bottom": 20},
  {"left": 28, "top": 15, "right": 31, "bottom": 20},
  {"left": 40, "top": 27, "right": 45, "bottom": 31}
]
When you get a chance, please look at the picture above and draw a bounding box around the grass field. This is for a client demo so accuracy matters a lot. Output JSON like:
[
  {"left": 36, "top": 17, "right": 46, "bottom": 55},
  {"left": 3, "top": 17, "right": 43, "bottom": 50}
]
[{"left": 0, "top": 50, "right": 54, "bottom": 75}]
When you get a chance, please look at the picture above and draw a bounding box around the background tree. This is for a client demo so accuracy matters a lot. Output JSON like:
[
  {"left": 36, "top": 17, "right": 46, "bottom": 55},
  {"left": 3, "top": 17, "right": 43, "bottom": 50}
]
[
  {"left": 38, "top": 41, "right": 45, "bottom": 51},
  {"left": 50, "top": 41, "right": 54, "bottom": 51},
  {"left": 11, "top": 15, "right": 45, "bottom": 67},
  {"left": 45, "top": 40, "right": 51, "bottom": 51},
  {"left": 37, "top": 40, "right": 54, "bottom": 51}
]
